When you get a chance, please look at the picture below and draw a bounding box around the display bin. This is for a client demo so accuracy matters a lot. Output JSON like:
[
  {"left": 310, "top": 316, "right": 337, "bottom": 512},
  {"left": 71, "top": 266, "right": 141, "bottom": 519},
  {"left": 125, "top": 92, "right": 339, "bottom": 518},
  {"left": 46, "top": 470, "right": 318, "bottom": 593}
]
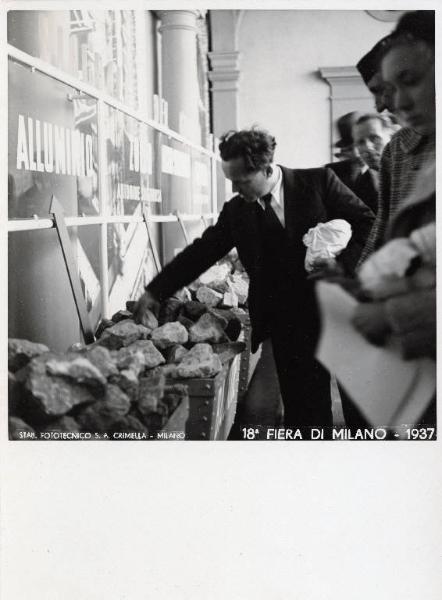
[
  {"left": 159, "top": 395, "right": 189, "bottom": 436},
  {"left": 237, "top": 312, "right": 262, "bottom": 400},
  {"left": 168, "top": 353, "right": 241, "bottom": 440}
]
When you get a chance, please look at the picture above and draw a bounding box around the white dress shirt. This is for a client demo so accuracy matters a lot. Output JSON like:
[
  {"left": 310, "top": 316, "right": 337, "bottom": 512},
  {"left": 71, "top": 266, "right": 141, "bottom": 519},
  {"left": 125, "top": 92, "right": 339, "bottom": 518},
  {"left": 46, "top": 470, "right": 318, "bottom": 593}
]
[{"left": 256, "top": 164, "right": 285, "bottom": 227}]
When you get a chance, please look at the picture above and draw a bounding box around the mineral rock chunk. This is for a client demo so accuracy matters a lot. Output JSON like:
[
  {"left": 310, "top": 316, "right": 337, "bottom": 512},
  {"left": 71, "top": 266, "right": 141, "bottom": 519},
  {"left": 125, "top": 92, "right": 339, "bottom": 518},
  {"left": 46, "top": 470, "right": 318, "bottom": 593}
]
[
  {"left": 223, "top": 289, "right": 239, "bottom": 308},
  {"left": 175, "top": 343, "right": 222, "bottom": 379},
  {"left": 151, "top": 322, "right": 188, "bottom": 350},
  {"left": 181, "top": 301, "right": 207, "bottom": 321},
  {"left": 126, "top": 340, "right": 166, "bottom": 369},
  {"left": 111, "top": 310, "right": 133, "bottom": 323},
  {"left": 177, "top": 315, "right": 194, "bottom": 331},
  {"left": 95, "top": 319, "right": 114, "bottom": 339},
  {"left": 136, "top": 371, "right": 165, "bottom": 416},
  {"left": 196, "top": 286, "right": 223, "bottom": 308},
  {"left": 46, "top": 355, "right": 107, "bottom": 392},
  {"left": 8, "top": 338, "right": 50, "bottom": 373},
  {"left": 158, "top": 298, "right": 183, "bottom": 326},
  {"left": 162, "top": 384, "right": 188, "bottom": 414},
  {"left": 137, "top": 400, "right": 168, "bottom": 430},
  {"left": 77, "top": 385, "right": 131, "bottom": 433},
  {"left": 97, "top": 320, "right": 151, "bottom": 350},
  {"left": 229, "top": 273, "right": 249, "bottom": 305},
  {"left": 189, "top": 312, "right": 228, "bottom": 344},
  {"left": 110, "top": 369, "right": 139, "bottom": 400},
  {"left": 165, "top": 344, "right": 189, "bottom": 364},
  {"left": 17, "top": 353, "right": 97, "bottom": 420},
  {"left": 84, "top": 346, "right": 119, "bottom": 379},
  {"left": 9, "top": 417, "right": 36, "bottom": 440},
  {"left": 42, "top": 416, "right": 80, "bottom": 434},
  {"left": 209, "top": 309, "right": 242, "bottom": 342},
  {"left": 198, "top": 264, "right": 231, "bottom": 288},
  {"left": 115, "top": 348, "right": 145, "bottom": 376},
  {"left": 112, "top": 414, "right": 149, "bottom": 436},
  {"left": 160, "top": 364, "right": 179, "bottom": 378}
]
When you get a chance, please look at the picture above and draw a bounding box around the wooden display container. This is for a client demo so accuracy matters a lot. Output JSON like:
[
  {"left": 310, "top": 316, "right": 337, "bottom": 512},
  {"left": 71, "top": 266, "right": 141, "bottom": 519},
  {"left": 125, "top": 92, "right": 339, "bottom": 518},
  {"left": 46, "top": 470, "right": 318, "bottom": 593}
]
[{"left": 168, "top": 353, "right": 241, "bottom": 440}]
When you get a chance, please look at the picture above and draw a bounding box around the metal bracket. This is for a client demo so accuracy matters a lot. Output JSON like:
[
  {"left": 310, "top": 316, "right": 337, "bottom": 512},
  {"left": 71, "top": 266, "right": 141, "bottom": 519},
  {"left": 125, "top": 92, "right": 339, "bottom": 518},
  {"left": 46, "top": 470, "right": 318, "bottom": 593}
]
[
  {"left": 142, "top": 207, "right": 162, "bottom": 274},
  {"left": 175, "top": 211, "right": 190, "bottom": 245},
  {"left": 49, "top": 195, "right": 95, "bottom": 344}
]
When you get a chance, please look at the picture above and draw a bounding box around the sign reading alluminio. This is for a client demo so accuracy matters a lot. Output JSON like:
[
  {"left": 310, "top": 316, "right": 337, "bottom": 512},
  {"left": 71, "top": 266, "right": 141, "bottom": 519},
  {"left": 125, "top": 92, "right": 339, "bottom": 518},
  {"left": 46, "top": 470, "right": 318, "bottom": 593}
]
[{"left": 16, "top": 114, "right": 95, "bottom": 177}]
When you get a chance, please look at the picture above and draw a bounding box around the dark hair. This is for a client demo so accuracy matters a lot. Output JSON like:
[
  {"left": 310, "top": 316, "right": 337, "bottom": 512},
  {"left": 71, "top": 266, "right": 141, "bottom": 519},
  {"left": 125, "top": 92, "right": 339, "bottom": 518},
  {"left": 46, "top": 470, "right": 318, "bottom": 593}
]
[
  {"left": 218, "top": 128, "right": 276, "bottom": 172},
  {"left": 354, "top": 113, "right": 395, "bottom": 130},
  {"left": 393, "top": 10, "right": 435, "bottom": 46}
]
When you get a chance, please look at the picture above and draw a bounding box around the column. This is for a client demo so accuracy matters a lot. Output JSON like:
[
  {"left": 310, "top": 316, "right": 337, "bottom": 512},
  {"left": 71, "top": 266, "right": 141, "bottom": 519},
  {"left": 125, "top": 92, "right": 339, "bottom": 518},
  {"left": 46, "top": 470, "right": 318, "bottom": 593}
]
[{"left": 158, "top": 10, "right": 200, "bottom": 143}]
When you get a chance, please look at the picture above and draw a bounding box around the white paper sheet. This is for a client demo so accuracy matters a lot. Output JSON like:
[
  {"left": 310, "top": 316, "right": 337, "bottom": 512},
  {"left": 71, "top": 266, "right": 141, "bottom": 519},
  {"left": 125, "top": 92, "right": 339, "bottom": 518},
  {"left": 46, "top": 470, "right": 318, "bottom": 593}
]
[{"left": 315, "top": 281, "right": 436, "bottom": 427}]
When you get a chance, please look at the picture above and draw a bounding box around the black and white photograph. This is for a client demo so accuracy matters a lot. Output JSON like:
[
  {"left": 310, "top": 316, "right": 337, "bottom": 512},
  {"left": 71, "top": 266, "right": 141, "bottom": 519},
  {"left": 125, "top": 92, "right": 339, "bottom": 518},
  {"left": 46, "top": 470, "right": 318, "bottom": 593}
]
[
  {"left": 1, "top": 3, "right": 441, "bottom": 600},
  {"left": 5, "top": 6, "right": 436, "bottom": 442}
]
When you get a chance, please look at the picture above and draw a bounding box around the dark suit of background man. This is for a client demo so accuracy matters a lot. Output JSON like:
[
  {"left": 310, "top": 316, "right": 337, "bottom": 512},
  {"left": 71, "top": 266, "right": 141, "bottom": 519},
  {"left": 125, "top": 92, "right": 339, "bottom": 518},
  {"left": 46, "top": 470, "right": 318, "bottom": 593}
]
[{"left": 134, "top": 129, "right": 375, "bottom": 428}]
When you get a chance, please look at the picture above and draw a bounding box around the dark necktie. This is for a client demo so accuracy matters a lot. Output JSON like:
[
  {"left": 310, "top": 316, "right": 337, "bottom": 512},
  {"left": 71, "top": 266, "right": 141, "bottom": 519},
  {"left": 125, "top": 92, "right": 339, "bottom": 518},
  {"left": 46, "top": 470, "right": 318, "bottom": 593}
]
[{"left": 261, "top": 193, "right": 284, "bottom": 234}]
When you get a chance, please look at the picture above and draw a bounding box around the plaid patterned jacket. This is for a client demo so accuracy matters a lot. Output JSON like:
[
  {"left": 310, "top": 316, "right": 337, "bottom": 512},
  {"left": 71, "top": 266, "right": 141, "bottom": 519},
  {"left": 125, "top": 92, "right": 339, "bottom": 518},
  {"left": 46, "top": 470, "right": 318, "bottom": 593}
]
[{"left": 357, "top": 127, "right": 435, "bottom": 267}]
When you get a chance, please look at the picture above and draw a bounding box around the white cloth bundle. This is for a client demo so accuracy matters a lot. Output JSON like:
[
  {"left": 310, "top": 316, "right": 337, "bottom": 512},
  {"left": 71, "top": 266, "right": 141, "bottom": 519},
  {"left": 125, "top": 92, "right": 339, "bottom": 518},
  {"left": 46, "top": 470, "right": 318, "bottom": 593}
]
[{"left": 302, "top": 219, "right": 352, "bottom": 272}]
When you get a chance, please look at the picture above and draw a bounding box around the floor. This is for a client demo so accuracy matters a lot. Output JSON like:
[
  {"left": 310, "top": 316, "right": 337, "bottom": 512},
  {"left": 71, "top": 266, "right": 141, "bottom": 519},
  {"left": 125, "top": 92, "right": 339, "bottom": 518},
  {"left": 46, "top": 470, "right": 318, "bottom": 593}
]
[{"left": 229, "top": 341, "right": 345, "bottom": 439}]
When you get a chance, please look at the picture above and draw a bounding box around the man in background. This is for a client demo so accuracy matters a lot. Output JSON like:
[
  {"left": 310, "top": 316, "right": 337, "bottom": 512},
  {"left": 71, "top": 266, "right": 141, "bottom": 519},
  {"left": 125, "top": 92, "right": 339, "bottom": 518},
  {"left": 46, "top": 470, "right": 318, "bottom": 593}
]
[{"left": 351, "top": 113, "right": 395, "bottom": 213}]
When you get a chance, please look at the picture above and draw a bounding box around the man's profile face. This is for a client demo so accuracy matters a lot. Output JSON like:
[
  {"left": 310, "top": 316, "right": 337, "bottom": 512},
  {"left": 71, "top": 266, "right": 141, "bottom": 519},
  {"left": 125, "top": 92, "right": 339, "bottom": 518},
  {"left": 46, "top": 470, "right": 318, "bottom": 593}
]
[
  {"left": 367, "top": 72, "right": 393, "bottom": 113},
  {"left": 222, "top": 156, "right": 271, "bottom": 202},
  {"left": 352, "top": 118, "right": 392, "bottom": 170}
]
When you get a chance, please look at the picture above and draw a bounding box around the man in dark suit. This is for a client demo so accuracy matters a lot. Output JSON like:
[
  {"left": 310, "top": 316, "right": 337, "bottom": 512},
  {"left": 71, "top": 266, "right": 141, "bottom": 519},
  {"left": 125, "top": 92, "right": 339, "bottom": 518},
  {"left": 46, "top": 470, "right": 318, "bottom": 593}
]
[{"left": 134, "top": 129, "right": 375, "bottom": 429}]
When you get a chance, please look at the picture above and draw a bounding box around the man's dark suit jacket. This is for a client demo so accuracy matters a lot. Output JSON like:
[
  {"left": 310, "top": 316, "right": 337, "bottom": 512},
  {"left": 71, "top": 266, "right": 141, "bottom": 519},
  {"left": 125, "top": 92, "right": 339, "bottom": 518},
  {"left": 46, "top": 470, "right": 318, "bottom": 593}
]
[
  {"left": 147, "top": 166, "right": 375, "bottom": 352},
  {"left": 325, "top": 160, "right": 379, "bottom": 214}
]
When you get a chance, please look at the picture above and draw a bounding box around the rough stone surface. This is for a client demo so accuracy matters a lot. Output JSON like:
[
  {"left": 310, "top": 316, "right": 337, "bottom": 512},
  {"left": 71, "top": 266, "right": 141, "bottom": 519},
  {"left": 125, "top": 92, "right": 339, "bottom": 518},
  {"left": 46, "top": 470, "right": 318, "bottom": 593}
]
[
  {"left": 42, "top": 416, "right": 80, "bottom": 434},
  {"left": 209, "top": 309, "right": 242, "bottom": 342},
  {"left": 9, "top": 417, "right": 36, "bottom": 440},
  {"left": 196, "top": 286, "right": 223, "bottom": 308},
  {"left": 8, "top": 338, "right": 50, "bottom": 373},
  {"left": 189, "top": 312, "right": 228, "bottom": 344},
  {"left": 84, "top": 346, "right": 119, "bottom": 379},
  {"left": 97, "top": 320, "right": 150, "bottom": 350},
  {"left": 46, "top": 355, "right": 107, "bottom": 393},
  {"left": 77, "top": 385, "right": 131, "bottom": 433},
  {"left": 163, "top": 384, "right": 188, "bottom": 414},
  {"left": 223, "top": 290, "right": 239, "bottom": 308},
  {"left": 115, "top": 348, "right": 145, "bottom": 376},
  {"left": 181, "top": 301, "right": 207, "bottom": 321},
  {"left": 137, "top": 400, "right": 168, "bottom": 430},
  {"left": 136, "top": 372, "right": 166, "bottom": 416},
  {"left": 123, "top": 340, "right": 165, "bottom": 369},
  {"left": 175, "top": 343, "right": 223, "bottom": 379},
  {"left": 17, "top": 353, "right": 98, "bottom": 420},
  {"left": 160, "top": 364, "right": 179, "bottom": 378},
  {"left": 198, "top": 264, "right": 231, "bottom": 288},
  {"left": 177, "top": 315, "right": 194, "bottom": 331},
  {"left": 110, "top": 369, "right": 139, "bottom": 400},
  {"left": 95, "top": 319, "right": 114, "bottom": 339},
  {"left": 158, "top": 298, "right": 183, "bottom": 326},
  {"left": 151, "top": 322, "right": 188, "bottom": 350},
  {"left": 166, "top": 344, "right": 189, "bottom": 364},
  {"left": 112, "top": 414, "right": 149, "bottom": 435},
  {"left": 111, "top": 310, "right": 133, "bottom": 323},
  {"left": 229, "top": 273, "right": 249, "bottom": 305}
]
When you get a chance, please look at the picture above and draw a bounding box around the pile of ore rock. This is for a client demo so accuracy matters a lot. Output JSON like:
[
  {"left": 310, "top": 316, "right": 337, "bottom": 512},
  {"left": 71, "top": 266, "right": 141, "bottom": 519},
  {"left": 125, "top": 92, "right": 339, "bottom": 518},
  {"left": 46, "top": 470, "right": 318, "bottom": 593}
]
[
  {"left": 8, "top": 336, "right": 188, "bottom": 440},
  {"left": 8, "top": 258, "right": 248, "bottom": 440}
]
